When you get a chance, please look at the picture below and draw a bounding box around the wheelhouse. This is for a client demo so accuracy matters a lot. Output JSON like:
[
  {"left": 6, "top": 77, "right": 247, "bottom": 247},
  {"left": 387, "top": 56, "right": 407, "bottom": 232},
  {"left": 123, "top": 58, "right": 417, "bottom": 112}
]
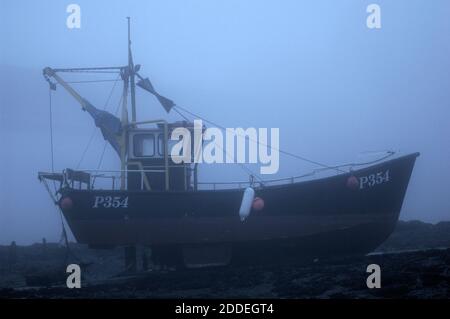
[{"left": 127, "top": 120, "right": 199, "bottom": 191}]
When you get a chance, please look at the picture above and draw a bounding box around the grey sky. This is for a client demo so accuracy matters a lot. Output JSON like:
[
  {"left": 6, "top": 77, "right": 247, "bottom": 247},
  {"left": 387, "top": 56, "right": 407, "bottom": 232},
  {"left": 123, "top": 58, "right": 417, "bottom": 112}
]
[{"left": 1, "top": 0, "right": 449, "bottom": 244}]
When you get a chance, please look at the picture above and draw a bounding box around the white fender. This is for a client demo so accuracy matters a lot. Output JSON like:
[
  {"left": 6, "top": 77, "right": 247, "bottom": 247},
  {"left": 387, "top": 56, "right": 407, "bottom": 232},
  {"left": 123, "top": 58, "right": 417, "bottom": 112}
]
[{"left": 239, "top": 187, "right": 255, "bottom": 221}]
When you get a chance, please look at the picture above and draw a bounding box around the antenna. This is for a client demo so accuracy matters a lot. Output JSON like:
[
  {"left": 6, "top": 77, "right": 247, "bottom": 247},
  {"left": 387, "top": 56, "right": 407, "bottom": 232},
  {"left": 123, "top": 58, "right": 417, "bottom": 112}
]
[{"left": 127, "top": 17, "right": 131, "bottom": 47}]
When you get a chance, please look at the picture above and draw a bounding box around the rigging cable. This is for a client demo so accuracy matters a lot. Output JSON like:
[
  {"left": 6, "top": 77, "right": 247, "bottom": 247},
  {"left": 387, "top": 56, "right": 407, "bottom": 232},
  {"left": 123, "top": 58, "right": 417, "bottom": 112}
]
[
  {"left": 76, "top": 74, "right": 121, "bottom": 169},
  {"left": 91, "top": 93, "right": 125, "bottom": 188},
  {"left": 213, "top": 140, "right": 264, "bottom": 184},
  {"left": 171, "top": 104, "right": 263, "bottom": 182},
  {"left": 48, "top": 88, "right": 55, "bottom": 175},
  {"left": 47, "top": 86, "right": 75, "bottom": 260},
  {"left": 173, "top": 107, "right": 191, "bottom": 122},
  {"left": 173, "top": 104, "right": 347, "bottom": 174},
  {"left": 97, "top": 93, "right": 124, "bottom": 170},
  {"left": 47, "top": 87, "right": 60, "bottom": 196}
]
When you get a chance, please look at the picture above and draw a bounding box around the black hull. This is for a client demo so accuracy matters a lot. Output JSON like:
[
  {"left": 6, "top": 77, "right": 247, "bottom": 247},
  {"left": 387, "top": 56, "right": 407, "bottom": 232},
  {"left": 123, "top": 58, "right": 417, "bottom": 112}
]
[{"left": 59, "top": 153, "right": 419, "bottom": 266}]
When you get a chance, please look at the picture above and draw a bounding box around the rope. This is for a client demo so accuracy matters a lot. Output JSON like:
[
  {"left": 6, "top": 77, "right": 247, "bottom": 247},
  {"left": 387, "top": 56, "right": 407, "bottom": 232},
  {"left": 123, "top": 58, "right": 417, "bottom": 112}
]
[
  {"left": 48, "top": 89, "right": 55, "bottom": 174},
  {"left": 40, "top": 161, "right": 79, "bottom": 263},
  {"left": 48, "top": 88, "right": 60, "bottom": 195},
  {"left": 173, "top": 105, "right": 346, "bottom": 174},
  {"left": 46, "top": 90, "right": 68, "bottom": 246},
  {"left": 46, "top": 77, "right": 102, "bottom": 264}
]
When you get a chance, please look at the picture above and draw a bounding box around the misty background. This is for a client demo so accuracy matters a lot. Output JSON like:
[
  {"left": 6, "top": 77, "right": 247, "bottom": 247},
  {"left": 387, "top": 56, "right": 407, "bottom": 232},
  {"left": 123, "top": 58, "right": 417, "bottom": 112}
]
[{"left": 0, "top": 0, "right": 449, "bottom": 244}]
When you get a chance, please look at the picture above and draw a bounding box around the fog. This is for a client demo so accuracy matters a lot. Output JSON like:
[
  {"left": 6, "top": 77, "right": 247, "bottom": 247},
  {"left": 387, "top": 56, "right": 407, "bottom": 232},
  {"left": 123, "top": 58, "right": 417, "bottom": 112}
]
[{"left": 1, "top": 0, "right": 449, "bottom": 244}]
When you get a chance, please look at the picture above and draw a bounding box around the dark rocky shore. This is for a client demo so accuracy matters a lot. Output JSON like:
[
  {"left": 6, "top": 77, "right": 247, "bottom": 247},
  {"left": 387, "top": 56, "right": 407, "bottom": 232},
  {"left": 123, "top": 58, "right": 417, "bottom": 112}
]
[{"left": 1, "top": 220, "right": 450, "bottom": 299}]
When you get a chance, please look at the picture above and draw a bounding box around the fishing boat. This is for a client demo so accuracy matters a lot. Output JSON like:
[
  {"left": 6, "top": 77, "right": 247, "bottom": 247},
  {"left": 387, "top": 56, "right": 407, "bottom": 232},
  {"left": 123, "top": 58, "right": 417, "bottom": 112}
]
[{"left": 38, "top": 19, "right": 419, "bottom": 268}]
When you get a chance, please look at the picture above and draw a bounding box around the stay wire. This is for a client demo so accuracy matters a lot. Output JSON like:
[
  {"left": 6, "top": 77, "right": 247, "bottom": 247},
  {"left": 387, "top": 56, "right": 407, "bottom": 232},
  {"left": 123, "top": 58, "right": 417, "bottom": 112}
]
[
  {"left": 95, "top": 93, "right": 123, "bottom": 170},
  {"left": 76, "top": 74, "right": 121, "bottom": 169},
  {"left": 173, "top": 104, "right": 346, "bottom": 174},
  {"left": 172, "top": 106, "right": 263, "bottom": 182},
  {"left": 91, "top": 93, "right": 124, "bottom": 188},
  {"left": 213, "top": 140, "right": 264, "bottom": 184}
]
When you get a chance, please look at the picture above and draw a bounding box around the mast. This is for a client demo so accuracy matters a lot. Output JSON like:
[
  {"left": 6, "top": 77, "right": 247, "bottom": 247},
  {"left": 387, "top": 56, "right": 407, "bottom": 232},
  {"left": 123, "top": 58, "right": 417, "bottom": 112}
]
[
  {"left": 120, "top": 70, "right": 129, "bottom": 190},
  {"left": 118, "top": 18, "right": 136, "bottom": 190},
  {"left": 127, "top": 17, "right": 137, "bottom": 124},
  {"left": 44, "top": 18, "right": 181, "bottom": 191}
]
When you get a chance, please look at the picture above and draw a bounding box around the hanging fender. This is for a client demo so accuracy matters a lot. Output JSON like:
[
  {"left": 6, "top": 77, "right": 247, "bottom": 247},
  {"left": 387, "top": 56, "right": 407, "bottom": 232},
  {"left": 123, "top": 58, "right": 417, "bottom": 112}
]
[{"left": 239, "top": 187, "right": 255, "bottom": 221}]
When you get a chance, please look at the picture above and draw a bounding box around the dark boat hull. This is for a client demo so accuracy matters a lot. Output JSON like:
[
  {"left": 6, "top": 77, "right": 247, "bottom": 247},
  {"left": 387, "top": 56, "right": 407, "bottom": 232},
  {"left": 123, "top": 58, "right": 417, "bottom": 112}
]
[{"left": 59, "top": 153, "right": 419, "bottom": 266}]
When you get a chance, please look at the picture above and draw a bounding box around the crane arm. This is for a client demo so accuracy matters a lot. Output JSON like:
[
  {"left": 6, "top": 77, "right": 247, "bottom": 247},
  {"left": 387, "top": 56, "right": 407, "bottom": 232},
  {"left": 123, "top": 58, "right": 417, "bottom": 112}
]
[
  {"left": 42, "top": 67, "right": 124, "bottom": 157},
  {"left": 43, "top": 67, "right": 88, "bottom": 110}
]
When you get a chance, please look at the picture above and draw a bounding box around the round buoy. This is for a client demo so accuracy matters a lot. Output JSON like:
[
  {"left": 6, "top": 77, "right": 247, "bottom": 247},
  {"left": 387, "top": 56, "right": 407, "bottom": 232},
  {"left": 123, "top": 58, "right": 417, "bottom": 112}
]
[
  {"left": 346, "top": 175, "right": 359, "bottom": 190},
  {"left": 252, "top": 197, "right": 265, "bottom": 211},
  {"left": 60, "top": 197, "right": 73, "bottom": 210}
]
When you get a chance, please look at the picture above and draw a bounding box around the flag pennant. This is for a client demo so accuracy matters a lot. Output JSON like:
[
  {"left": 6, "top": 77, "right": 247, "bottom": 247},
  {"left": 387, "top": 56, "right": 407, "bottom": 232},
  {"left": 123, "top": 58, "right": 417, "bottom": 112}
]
[{"left": 137, "top": 77, "right": 174, "bottom": 113}]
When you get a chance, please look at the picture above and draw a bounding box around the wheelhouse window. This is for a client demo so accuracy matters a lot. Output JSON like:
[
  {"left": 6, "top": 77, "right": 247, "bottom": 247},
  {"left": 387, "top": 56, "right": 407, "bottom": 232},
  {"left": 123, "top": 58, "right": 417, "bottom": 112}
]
[
  {"left": 158, "top": 134, "right": 165, "bottom": 156},
  {"left": 157, "top": 134, "right": 178, "bottom": 157},
  {"left": 134, "top": 134, "right": 155, "bottom": 157}
]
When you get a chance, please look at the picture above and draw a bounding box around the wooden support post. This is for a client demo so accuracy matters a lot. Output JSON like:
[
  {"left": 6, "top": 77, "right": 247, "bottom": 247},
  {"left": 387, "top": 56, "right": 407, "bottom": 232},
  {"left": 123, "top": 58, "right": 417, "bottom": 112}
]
[
  {"left": 42, "top": 238, "right": 47, "bottom": 259},
  {"left": 8, "top": 241, "right": 17, "bottom": 270},
  {"left": 124, "top": 246, "right": 137, "bottom": 273},
  {"left": 142, "top": 248, "right": 148, "bottom": 271}
]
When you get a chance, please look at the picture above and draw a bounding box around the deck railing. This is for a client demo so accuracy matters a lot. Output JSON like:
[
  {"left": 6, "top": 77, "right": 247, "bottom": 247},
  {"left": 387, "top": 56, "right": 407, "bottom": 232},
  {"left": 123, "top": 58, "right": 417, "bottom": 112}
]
[
  {"left": 39, "top": 152, "right": 395, "bottom": 192},
  {"left": 58, "top": 166, "right": 347, "bottom": 191}
]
